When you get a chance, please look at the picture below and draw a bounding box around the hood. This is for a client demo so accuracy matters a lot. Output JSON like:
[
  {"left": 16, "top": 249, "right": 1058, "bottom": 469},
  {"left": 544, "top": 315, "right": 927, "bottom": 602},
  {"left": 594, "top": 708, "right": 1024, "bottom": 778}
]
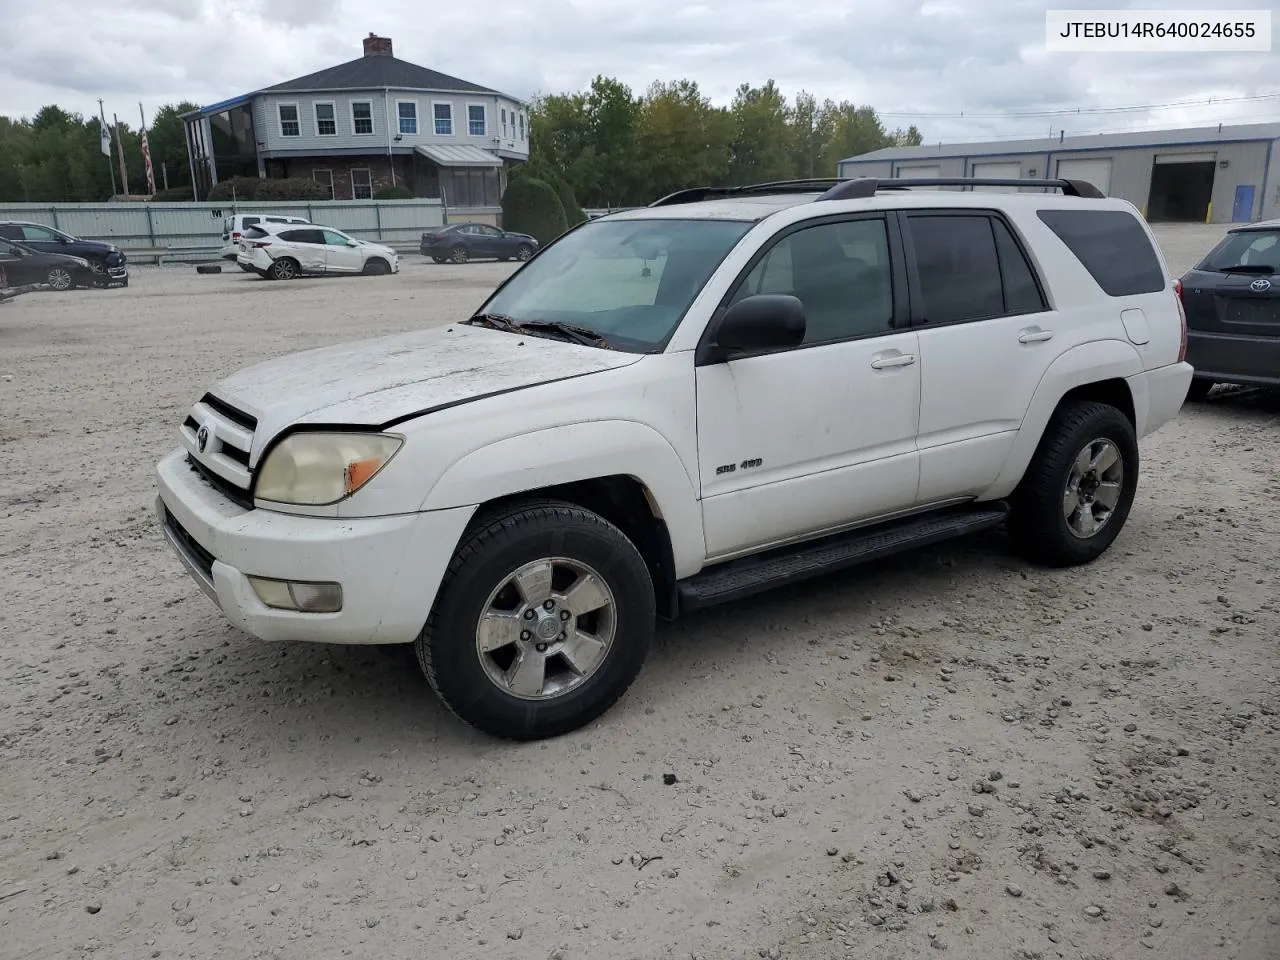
[
  {"left": 69, "top": 238, "right": 119, "bottom": 255},
  {"left": 207, "top": 324, "right": 643, "bottom": 462}
]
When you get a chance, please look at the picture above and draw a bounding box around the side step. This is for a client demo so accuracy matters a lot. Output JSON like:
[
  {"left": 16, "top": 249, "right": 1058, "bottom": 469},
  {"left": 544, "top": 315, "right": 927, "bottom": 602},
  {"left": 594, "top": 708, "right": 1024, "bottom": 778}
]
[{"left": 676, "top": 503, "right": 1010, "bottom": 612}]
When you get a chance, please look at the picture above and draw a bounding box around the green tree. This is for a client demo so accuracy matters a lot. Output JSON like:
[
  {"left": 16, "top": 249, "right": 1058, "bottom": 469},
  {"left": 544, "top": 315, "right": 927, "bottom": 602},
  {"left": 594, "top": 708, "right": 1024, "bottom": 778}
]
[
  {"left": 633, "top": 79, "right": 734, "bottom": 200},
  {"left": 727, "top": 80, "right": 793, "bottom": 185}
]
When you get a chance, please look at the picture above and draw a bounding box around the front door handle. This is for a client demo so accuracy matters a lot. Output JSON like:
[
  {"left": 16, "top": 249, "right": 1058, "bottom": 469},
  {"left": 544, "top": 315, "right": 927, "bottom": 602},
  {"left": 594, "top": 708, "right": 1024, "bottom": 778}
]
[
  {"left": 870, "top": 352, "right": 917, "bottom": 369},
  {"left": 1018, "top": 327, "right": 1053, "bottom": 343}
]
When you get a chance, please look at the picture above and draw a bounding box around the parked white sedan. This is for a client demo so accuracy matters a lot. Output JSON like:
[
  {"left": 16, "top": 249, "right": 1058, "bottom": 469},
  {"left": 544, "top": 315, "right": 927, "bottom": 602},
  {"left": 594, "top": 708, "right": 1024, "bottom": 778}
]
[{"left": 241, "top": 225, "right": 400, "bottom": 280}]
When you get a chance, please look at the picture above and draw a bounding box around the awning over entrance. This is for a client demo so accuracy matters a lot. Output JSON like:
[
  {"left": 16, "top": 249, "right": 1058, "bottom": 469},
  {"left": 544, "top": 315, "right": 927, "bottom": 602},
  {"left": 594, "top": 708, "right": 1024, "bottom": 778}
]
[{"left": 414, "top": 144, "right": 503, "bottom": 167}]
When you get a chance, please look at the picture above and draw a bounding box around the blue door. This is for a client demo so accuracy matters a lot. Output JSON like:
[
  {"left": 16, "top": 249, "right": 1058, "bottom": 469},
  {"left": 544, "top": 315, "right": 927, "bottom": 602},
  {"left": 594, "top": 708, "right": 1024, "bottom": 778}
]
[{"left": 1232, "top": 184, "right": 1256, "bottom": 222}]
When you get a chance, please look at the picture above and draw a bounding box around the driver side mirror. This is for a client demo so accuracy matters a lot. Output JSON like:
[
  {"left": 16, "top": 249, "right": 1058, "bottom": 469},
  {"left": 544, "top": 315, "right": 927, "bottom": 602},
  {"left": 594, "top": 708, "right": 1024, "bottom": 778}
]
[{"left": 699, "top": 294, "right": 806, "bottom": 364}]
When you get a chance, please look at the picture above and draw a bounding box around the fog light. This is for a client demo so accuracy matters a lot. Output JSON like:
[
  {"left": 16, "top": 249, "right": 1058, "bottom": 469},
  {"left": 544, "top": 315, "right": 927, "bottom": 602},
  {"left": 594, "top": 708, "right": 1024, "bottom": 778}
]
[{"left": 248, "top": 576, "right": 343, "bottom": 613}]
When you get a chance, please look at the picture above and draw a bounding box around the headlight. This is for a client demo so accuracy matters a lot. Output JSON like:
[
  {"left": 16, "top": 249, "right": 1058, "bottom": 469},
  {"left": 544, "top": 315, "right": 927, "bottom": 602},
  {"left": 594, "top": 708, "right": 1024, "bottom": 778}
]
[{"left": 255, "top": 432, "right": 403, "bottom": 506}]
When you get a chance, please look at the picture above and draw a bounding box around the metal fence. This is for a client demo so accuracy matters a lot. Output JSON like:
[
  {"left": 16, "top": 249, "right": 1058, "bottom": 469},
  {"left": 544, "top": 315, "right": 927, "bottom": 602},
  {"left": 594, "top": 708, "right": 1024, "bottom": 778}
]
[{"left": 0, "top": 199, "right": 446, "bottom": 260}]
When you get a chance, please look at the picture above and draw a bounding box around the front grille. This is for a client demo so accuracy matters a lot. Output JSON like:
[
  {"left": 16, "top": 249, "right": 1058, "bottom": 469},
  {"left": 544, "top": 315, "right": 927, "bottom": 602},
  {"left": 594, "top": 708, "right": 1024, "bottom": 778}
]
[{"left": 180, "top": 392, "right": 258, "bottom": 509}]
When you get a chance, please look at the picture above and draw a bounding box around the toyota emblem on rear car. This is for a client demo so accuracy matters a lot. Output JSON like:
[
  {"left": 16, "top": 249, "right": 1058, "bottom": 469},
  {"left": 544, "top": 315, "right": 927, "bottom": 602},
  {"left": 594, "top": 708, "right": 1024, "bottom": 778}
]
[
  {"left": 1250, "top": 278, "right": 1271, "bottom": 291},
  {"left": 196, "top": 424, "right": 210, "bottom": 452}
]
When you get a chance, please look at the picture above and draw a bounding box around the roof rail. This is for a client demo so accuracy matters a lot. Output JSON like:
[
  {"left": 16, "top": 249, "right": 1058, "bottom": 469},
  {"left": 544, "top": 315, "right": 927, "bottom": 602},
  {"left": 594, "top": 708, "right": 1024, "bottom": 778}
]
[
  {"left": 816, "top": 177, "right": 1105, "bottom": 201},
  {"left": 648, "top": 179, "right": 845, "bottom": 207}
]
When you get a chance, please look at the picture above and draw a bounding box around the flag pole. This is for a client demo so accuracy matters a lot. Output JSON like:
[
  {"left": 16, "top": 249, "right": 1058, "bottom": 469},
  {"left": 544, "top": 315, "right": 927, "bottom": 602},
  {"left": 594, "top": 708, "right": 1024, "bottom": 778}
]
[
  {"left": 113, "top": 113, "right": 130, "bottom": 196},
  {"left": 98, "top": 99, "right": 118, "bottom": 198}
]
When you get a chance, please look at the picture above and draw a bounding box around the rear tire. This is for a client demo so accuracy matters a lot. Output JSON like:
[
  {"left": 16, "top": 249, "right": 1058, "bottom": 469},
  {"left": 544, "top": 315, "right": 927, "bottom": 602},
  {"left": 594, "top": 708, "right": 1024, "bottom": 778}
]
[
  {"left": 1007, "top": 400, "right": 1139, "bottom": 568},
  {"left": 268, "top": 257, "right": 299, "bottom": 281},
  {"left": 416, "top": 499, "right": 655, "bottom": 740},
  {"left": 1185, "top": 378, "right": 1215, "bottom": 402},
  {"left": 449, "top": 245, "right": 468, "bottom": 264}
]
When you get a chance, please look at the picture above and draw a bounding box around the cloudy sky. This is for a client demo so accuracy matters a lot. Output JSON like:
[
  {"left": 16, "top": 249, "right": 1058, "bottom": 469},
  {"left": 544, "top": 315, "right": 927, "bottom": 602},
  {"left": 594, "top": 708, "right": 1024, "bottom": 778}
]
[{"left": 1, "top": 0, "right": 1277, "bottom": 141}]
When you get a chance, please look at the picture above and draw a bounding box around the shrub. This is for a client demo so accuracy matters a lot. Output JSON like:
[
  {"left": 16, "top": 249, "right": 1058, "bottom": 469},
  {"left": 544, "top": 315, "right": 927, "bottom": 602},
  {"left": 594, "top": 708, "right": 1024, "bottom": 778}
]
[
  {"left": 500, "top": 176, "right": 568, "bottom": 245},
  {"left": 374, "top": 184, "right": 413, "bottom": 200},
  {"left": 205, "top": 176, "right": 261, "bottom": 202},
  {"left": 253, "top": 177, "right": 331, "bottom": 201},
  {"left": 150, "top": 185, "right": 194, "bottom": 202},
  {"left": 514, "top": 162, "right": 586, "bottom": 226}
]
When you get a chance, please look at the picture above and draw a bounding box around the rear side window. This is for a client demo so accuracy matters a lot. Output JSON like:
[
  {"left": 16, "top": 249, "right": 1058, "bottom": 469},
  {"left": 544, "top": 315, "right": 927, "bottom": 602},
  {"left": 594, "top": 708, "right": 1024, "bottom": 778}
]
[
  {"left": 243, "top": 225, "right": 270, "bottom": 239},
  {"left": 908, "top": 214, "right": 1005, "bottom": 323},
  {"left": 1036, "top": 208, "right": 1165, "bottom": 296},
  {"left": 242, "top": 216, "right": 260, "bottom": 228}
]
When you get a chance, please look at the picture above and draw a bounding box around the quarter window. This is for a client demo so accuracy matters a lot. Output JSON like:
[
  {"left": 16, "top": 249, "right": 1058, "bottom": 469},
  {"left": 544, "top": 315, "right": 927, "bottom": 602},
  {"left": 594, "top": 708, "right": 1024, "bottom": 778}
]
[
  {"left": 991, "top": 218, "right": 1048, "bottom": 314},
  {"left": 729, "top": 218, "right": 895, "bottom": 344},
  {"left": 1036, "top": 208, "right": 1165, "bottom": 296},
  {"left": 278, "top": 104, "right": 300, "bottom": 137}
]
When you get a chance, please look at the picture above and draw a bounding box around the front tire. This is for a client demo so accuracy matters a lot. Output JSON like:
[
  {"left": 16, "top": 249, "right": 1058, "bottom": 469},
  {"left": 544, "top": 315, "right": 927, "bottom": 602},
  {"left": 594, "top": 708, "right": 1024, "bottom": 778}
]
[
  {"left": 1008, "top": 400, "right": 1139, "bottom": 568},
  {"left": 268, "top": 257, "right": 299, "bottom": 281},
  {"left": 516, "top": 244, "right": 534, "bottom": 261},
  {"left": 362, "top": 257, "right": 391, "bottom": 275},
  {"left": 449, "top": 245, "right": 468, "bottom": 264},
  {"left": 46, "top": 266, "right": 73, "bottom": 291},
  {"left": 416, "top": 500, "right": 655, "bottom": 740}
]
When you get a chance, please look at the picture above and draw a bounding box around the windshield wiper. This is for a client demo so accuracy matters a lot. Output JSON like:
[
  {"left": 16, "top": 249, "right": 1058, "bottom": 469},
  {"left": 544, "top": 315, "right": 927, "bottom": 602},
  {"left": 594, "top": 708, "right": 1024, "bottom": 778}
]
[
  {"left": 464, "top": 311, "right": 523, "bottom": 331},
  {"left": 1218, "top": 264, "right": 1276, "bottom": 274},
  {"left": 512, "top": 320, "right": 613, "bottom": 349}
]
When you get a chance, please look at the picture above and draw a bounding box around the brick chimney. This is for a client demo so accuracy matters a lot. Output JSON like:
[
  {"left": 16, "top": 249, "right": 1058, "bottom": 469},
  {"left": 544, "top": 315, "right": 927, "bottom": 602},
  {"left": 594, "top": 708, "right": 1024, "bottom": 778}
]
[{"left": 363, "top": 33, "right": 393, "bottom": 57}]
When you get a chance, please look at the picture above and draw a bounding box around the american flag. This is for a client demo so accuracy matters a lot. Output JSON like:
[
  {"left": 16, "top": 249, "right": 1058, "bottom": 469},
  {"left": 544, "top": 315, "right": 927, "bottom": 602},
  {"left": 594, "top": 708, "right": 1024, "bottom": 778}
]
[{"left": 139, "top": 103, "right": 156, "bottom": 194}]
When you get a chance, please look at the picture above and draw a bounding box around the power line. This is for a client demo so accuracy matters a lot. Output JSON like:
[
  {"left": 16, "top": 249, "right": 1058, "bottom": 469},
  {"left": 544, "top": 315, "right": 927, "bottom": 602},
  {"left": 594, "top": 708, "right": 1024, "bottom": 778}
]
[{"left": 876, "top": 91, "right": 1280, "bottom": 119}]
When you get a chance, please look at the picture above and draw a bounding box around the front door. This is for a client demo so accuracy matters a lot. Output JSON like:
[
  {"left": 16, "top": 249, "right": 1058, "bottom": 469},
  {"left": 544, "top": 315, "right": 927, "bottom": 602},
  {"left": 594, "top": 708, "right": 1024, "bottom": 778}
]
[
  {"left": 280, "top": 228, "right": 327, "bottom": 272},
  {"left": 0, "top": 239, "right": 36, "bottom": 286},
  {"left": 695, "top": 214, "right": 922, "bottom": 559},
  {"left": 321, "top": 230, "right": 364, "bottom": 273}
]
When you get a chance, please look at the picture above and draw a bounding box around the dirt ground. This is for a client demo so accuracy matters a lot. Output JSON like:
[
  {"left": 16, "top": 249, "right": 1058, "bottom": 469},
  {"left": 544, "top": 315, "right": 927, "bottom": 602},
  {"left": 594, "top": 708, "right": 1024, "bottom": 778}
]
[{"left": 1, "top": 226, "right": 1277, "bottom": 960}]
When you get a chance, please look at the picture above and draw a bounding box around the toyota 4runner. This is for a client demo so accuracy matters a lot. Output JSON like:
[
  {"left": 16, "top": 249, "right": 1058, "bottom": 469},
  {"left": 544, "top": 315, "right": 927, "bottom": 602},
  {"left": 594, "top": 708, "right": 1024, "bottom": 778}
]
[{"left": 155, "top": 176, "right": 1194, "bottom": 740}]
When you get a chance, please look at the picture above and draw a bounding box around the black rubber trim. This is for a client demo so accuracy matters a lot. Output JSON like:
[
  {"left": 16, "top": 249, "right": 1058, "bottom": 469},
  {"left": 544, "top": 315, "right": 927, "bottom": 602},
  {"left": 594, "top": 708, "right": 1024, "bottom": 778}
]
[{"left": 677, "top": 504, "right": 1009, "bottom": 611}]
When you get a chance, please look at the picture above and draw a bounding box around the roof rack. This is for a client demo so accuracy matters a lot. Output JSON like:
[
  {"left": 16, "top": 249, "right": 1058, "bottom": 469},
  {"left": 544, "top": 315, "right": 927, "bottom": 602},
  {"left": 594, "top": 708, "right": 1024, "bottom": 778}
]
[
  {"left": 816, "top": 177, "right": 1105, "bottom": 200},
  {"left": 648, "top": 179, "right": 845, "bottom": 207}
]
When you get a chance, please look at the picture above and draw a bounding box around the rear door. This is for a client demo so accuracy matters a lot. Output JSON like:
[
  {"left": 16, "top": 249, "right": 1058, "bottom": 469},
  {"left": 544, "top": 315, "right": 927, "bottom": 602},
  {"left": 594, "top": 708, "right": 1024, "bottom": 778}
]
[
  {"left": 902, "top": 209, "right": 1069, "bottom": 503},
  {"left": 1180, "top": 226, "right": 1280, "bottom": 381},
  {"left": 0, "top": 239, "right": 38, "bottom": 286},
  {"left": 278, "top": 228, "right": 327, "bottom": 272}
]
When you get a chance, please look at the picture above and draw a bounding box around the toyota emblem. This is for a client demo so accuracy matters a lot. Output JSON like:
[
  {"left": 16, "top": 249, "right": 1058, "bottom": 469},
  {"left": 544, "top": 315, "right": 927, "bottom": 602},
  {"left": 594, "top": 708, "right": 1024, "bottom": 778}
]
[
  {"left": 195, "top": 424, "right": 210, "bottom": 452},
  {"left": 1250, "top": 278, "right": 1272, "bottom": 292}
]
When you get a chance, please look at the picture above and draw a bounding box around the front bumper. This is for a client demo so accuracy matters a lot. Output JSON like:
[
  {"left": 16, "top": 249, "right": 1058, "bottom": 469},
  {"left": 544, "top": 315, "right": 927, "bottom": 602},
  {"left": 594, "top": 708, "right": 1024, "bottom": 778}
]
[{"left": 155, "top": 448, "right": 474, "bottom": 645}]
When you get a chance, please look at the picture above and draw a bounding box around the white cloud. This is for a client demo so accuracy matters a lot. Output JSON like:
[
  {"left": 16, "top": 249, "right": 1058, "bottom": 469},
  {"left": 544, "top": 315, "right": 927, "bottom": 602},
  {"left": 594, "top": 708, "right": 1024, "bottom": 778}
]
[{"left": 0, "top": 0, "right": 1276, "bottom": 142}]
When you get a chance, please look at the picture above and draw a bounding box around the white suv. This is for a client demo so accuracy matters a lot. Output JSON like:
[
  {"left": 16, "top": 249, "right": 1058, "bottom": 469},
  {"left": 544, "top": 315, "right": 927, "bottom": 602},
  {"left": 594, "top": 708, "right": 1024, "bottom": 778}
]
[
  {"left": 155, "top": 176, "right": 1193, "bottom": 740},
  {"left": 243, "top": 225, "right": 399, "bottom": 280},
  {"left": 219, "top": 214, "right": 311, "bottom": 260}
]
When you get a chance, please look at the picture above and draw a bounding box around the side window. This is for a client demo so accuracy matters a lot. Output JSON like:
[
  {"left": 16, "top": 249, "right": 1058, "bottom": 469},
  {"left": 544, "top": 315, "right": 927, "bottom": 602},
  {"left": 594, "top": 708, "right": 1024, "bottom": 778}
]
[
  {"left": 22, "top": 225, "right": 58, "bottom": 241},
  {"left": 1036, "top": 208, "right": 1165, "bottom": 296},
  {"left": 729, "top": 218, "right": 894, "bottom": 344},
  {"left": 242, "top": 216, "right": 260, "bottom": 228},
  {"left": 991, "top": 218, "right": 1048, "bottom": 314},
  {"left": 908, "top": 215, "right": 1004, "bottom": 324},
  {"left": 321, "top": 230, "right": 350, "bottom": 245},
  {"left": 0, "top": 238, "right": 18, "bottom": 255},
  {"left": 0, "top": 225, "right": 21, "bottom": 240}
]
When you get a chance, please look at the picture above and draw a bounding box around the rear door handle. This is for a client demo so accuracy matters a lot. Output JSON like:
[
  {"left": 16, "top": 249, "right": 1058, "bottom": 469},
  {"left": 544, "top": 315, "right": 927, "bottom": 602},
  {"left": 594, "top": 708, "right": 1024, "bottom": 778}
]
[
  {"left": 870, "top": 352, "right": 917, "bottom": 369},
  {"left": 1018, "top": 327, "right": 1053, "bottom": 343}
]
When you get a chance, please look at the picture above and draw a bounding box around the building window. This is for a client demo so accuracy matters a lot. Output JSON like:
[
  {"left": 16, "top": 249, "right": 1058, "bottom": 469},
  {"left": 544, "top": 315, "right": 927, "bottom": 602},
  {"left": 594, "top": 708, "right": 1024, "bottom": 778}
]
[
  {"left": 397, "top": 101, "right": 418, "bottom": 135},
  {"left": 433, "top": 102, "right": 453, "bottom": 136},
  {"left": 519, "top": 112, "right": 525, "bottom": 140},
  {"left": 501, "top": 108, "right": 507, "bottom": 138},
  {"left": 440, "top": 167, "right": 501, "bottom": 208},
  {"left": 312, "top": 168, "right": 334, "bottom": 199},
  {"left": 351, "top": 100, "right": 374, "bottom": 135},
  {"left": 277, "top": 103, "right": 300, "bottom": 137},
  {"left": 314, "top": 102, "right": 336, "bottom": 136},
  {"left": 351, "top": 167, "right": 373, "bottom": 200},
  {"left": 467, "top": 104, "right": 486, "bottom": 137}
]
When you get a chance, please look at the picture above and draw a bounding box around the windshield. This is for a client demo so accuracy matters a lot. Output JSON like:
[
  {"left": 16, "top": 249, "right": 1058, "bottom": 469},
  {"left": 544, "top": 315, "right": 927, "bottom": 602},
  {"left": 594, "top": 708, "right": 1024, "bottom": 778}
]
[
  {"left": 1198, "top": 229, "right": 1280, "bottom": 272},
  {"left": 477, "top": 217, "right": 754, "bottom": 352}
]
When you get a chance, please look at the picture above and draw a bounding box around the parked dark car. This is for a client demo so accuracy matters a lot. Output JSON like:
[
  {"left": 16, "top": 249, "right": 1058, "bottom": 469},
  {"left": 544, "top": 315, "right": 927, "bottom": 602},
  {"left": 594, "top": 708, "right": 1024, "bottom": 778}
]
[
  {"left": 420, "top": 222, "right": 538, "bottom": 263},
  {"left": 1179, "top": 218, "right": 1280, "bottom": 399},
  {"left": 0, "top": 237, "right": 99, "bottom": 291},
  {"left": 0, "top": 221, "right": 129, "bottom": 287}
]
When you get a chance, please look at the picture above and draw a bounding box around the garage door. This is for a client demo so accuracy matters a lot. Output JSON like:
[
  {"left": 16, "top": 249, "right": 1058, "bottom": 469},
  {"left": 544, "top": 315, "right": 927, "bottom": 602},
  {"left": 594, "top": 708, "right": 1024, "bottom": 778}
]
[
  {"left": 1154, "top": 152, "right": 1216, "bottom": 164},
  {"left": 895, "top": 164, "right": 942, "bottom": 189},
  {"left": 1055, "top": 158, "right": 1112, "bottom": 195},
  {"left": 970, "top": 161, "right": 1023, "bottom": 192}
]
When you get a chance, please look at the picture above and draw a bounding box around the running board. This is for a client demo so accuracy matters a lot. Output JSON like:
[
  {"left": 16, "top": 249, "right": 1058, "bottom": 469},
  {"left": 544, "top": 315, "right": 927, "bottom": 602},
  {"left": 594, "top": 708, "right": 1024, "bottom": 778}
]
[{"left": 676, "top": 503, "right": 1010, "bottom": 612}]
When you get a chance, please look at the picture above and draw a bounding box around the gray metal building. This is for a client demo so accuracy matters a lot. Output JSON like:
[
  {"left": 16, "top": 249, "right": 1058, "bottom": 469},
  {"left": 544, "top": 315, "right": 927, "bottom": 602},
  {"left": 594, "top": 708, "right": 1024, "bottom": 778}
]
[{"left": 838, "top": 122, "right": 1280, "bottom": 224}]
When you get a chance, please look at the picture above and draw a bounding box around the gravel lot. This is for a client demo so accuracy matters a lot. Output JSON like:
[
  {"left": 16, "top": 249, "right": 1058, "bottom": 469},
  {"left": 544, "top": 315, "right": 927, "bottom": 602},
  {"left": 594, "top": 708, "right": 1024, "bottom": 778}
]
[{"left": 1, "top": 226, "right": 1277, "bottom": 960}]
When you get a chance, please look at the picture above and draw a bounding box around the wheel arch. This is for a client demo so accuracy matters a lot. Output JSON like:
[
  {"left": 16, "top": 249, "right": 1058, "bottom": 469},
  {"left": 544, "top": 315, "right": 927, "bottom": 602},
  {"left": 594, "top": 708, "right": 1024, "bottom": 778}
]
[{"left": 984, "top": 339, "right": 1142, "bottom": 499}]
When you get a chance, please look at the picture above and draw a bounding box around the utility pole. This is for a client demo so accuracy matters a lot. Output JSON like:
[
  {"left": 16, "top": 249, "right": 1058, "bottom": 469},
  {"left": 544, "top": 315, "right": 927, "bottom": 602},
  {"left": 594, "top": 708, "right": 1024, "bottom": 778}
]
[
  {"left": 113, "top": 113, "right": 130, "bottom": 196},
  {"left": 98, "top": 100, "right": 119, "bottom": 198}
]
